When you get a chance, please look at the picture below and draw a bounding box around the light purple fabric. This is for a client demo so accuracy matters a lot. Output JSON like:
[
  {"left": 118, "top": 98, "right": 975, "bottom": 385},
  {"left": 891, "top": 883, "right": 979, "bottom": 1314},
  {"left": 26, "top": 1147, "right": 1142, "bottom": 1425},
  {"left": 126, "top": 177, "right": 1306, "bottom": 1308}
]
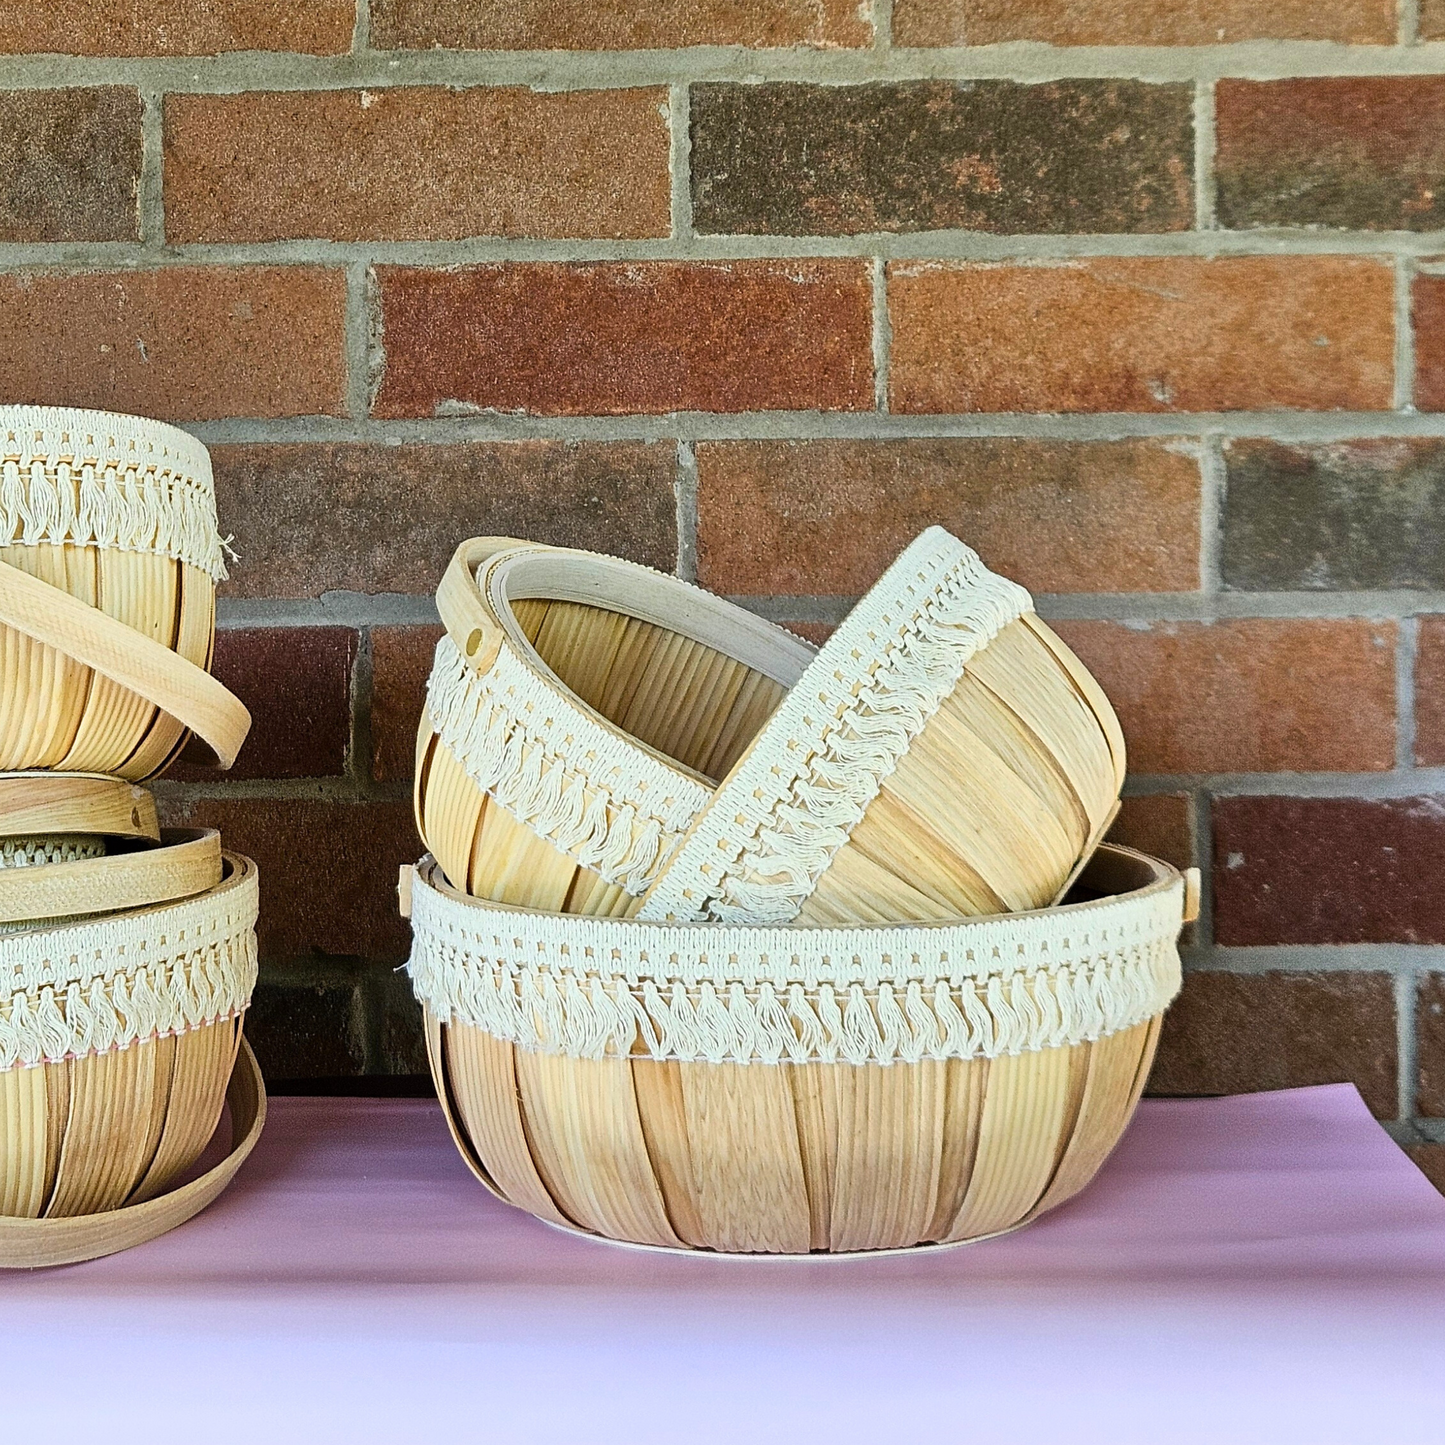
[{"left": 6, "top": 1083, "right": 1445, "bottom": 1444}]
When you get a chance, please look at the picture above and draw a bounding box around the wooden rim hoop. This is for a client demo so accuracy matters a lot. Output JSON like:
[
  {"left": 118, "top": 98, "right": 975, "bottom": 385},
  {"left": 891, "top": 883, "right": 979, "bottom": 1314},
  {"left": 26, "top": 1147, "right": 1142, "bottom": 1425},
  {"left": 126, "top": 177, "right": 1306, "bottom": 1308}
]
[{"left": 0, "top": 773, "right": 160, "bottom": 842}]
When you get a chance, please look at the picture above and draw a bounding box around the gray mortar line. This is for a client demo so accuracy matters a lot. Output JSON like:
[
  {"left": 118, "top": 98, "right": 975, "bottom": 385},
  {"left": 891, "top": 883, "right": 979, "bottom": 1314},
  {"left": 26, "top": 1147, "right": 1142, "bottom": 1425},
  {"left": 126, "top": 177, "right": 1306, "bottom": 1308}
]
[
  {"left": 6, "top": 42, "right": 1445, "bottom": 90},
  {"left": 1122, "top": 769, "right": 1445, "bottom": 797},
  {"left": 1398, "top": 615, "right": 1420, "bottom": 769},
  {"left": 1398, "top": 967, "right": 1420, "bottom": 1123},
  {"left": 1396, "top": 253, "right": 1419, "bottom": 411},
  {"left": 137, "top": 91, "right": 166, "bottom": 247},
  {"left": 668, "top": 83, "right": 692, "bottom": 239},
  {"left": 1198, "top": 436, "right": 1224, "bottom": 593},
  {"left": 216, "top": 594, "right": 441, "bottom": 626},
  {"left": 1192, "top": 79, "right": 1216, "bottom": 231},
  {"left": 873, "top": 0, "right": 894, "bottom": 48},
  {"left": 674, "top": 440, "right": 699, "bottom": 581},
  {"left": 344, "top": 260, "right": 373, "bottom": 420},
  {"left": 871, "top": 255, "right": 891, "bottom": 412},
  {"left": 1190, "top": 787, "right": 1213, "bottom": 947},
  {"left": 353, "top": 0, "right": 371, "bottom": 53},
  {"left": 1401, "top": 0, "right": 1423, "bottom": 45},
  {"left": 1182, "top": 944, "right": 1445, "bottom": 974}
]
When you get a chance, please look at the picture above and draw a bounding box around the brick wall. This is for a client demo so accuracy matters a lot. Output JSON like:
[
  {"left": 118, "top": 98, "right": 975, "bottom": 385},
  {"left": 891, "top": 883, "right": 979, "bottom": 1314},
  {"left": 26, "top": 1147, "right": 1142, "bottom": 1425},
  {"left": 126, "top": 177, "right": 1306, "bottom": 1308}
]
[{"left": 4, "top": 2, "right": 1445, "bottom": 1173}]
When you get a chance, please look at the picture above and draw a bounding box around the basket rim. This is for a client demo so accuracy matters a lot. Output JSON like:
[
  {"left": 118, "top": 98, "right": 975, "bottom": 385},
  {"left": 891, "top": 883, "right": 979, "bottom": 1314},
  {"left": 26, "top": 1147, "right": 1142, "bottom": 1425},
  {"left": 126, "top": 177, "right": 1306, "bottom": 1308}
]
[{"left": 0, "top": 405, "right": 212, "bottom": 476}]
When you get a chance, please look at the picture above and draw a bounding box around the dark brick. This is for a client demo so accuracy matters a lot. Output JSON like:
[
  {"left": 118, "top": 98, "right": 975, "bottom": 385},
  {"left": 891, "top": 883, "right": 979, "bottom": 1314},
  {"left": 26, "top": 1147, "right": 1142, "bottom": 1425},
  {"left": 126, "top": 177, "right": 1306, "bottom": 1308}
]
[
  {"left": 373, "top": 261, "right": 873, "bottom": 417},
  {"left": 696, "top": 438, "right": 1200, "bottom": 596},
  {"left": 1053, "top": 619, "right": 1396, "bottom": 775},
  {"left": 1148, "top": 970, "right": 1398, "bottom": 1119},
  {"left": 172, "top": 627, "right": 355, "bottom": 781},
  {"left": 1417, "top": 975, "right": 1445, "bottom": 1117},
  {"left": 371, "top": 624, "right": 443, "bottom": 782},
  {"left": 0, "top": 0, "right": 353, "bottom": 54},
  {"left": 376, "top": 966, "right": 428, "bottom": 1076},
  {"left": 211, "top": 441, "right": 677, "bottom": 599},
  {"left": 1414, "top": 618, "right": 1445, "bottom": 767},
  {"left": 690, "top": 81, "right": 1192, "bottom": 237},
  {"left": 159, "top": 797, "right": 418, "bottom": 962},
  {"left": 1106, "top": 793, "right": 1194, "bottom": 872},
  {"left": 1217, "top": 79, "right": 1445, "bottom": 231},
  {"left": 371, "top": 0, "right": 870, "bottom": 48},
  {"left": 0, "top": 88, "right": 140, "bottom": 243},
  {"left": 1404, "top": 1144, "right": 1445, "bottom": 1193},
  {"left": 1223, "top": 439, "right": 1445, "bottom": 591},
  {"left": 1414, "top": 276, "right": 1445, "bottom": 413},
  {"left": 245, "top": 966, "right": 367, "bottom": 1081},
  {"left": 1425, "top": 0, "right": 1445, "bottom": 40},
  {"left": 1213, "top": 797, "right": 1445, "bottom": 946}
]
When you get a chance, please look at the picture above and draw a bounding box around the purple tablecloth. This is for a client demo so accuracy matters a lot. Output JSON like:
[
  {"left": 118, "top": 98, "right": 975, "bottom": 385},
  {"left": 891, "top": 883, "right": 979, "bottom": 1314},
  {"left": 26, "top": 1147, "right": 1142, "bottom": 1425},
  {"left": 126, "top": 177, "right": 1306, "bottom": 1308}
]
[{"left": 6, "top": 1083, "right": 1444, "bottom": 1443}]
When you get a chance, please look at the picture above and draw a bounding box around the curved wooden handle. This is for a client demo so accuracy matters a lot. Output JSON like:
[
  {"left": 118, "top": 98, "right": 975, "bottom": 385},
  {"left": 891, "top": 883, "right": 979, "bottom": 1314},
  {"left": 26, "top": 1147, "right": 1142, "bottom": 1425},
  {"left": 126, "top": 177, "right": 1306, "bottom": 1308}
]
[
  {"left": 0, "top": 556, "right": 250, "bottom": 769},
  {"left": 0, "top": 1031, "right": 266, "bottom": 1270},
  {"left": 435, "top": 537, "right": 538, "bottom": 675},
  {"left": 0, "top": 772, "right": 160, "bottom": 842}
]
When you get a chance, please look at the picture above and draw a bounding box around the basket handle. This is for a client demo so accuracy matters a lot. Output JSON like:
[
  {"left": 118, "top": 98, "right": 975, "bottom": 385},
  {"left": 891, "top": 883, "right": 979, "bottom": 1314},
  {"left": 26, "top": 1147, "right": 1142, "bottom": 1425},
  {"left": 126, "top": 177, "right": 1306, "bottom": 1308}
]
[
  {"left": 0, "top": 555, "right": 250, "bottom": 769},
  {"left": 435, "top": 537, "right": 539, "bottom": 675}
]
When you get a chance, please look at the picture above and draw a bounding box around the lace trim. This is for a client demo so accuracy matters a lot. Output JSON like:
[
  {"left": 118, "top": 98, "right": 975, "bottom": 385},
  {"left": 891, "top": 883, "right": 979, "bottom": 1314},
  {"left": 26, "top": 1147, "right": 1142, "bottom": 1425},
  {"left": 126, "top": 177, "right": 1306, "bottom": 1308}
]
[
  {"left": 0, "top": 406, "right": 226, "bottom": 581},
  {"left": 426, "top": 636, "right": 711, "bottom": 896},
  {"left": 0, "top": 837, "right": 105, "bottom": 868},
  {"left": 0, "top": 856, "right": 258, "bottom": 1071},
  {"left": 638, "top": 528, "right": 1032, "bottom": 924},
  {"left": 407, "top": 859, "right": 1183, "bottom": 1066}
]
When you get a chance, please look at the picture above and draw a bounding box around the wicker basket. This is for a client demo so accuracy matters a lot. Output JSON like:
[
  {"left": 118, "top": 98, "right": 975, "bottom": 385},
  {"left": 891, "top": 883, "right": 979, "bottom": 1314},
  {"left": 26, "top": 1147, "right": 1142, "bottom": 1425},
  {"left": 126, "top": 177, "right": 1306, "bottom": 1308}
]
[
  {"left": 0, "top": 406, "right": 248, "bottom": 777},
  {"left": 405, "top": 845, "right": 1194, "bottom": 1254},
  {"left": 0, "top": 851, "right": 259, "bottom": 1248},
  {"left": 416, "top": 537, "right": 815, "bottom": 911}
]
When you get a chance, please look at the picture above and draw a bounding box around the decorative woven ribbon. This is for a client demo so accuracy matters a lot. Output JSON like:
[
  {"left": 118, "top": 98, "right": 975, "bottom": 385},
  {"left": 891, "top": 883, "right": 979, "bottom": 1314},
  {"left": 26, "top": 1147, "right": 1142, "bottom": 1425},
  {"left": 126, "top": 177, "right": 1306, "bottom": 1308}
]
[
  {"left": 637, "top": 527, "right": 1034, "bottom": 924},
  {"left": 0, "top": 854, "right": 258, "bottom": 1072},
  {"left": 0, "top": 406, "right": 249, "bottom": 769},
  {"left": 407, "top": 854, "right": 1185, "bottom": 1067}
]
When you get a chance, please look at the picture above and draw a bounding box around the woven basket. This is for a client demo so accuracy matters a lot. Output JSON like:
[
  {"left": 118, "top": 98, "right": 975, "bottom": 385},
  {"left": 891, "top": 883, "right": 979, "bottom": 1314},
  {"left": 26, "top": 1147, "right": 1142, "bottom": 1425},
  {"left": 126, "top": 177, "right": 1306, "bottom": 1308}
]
[
  {"left": 0, "top": 406, "right": 249, "bottom": 778},
  {"left": 415, "top": 537, "right": 815, "bottom": 911},
  {"left": 0, "top": 852, "right": 259, "bottom": 1231},
  {"left": 405, "top": 845, "right": 1194, "bottom": 1254}
]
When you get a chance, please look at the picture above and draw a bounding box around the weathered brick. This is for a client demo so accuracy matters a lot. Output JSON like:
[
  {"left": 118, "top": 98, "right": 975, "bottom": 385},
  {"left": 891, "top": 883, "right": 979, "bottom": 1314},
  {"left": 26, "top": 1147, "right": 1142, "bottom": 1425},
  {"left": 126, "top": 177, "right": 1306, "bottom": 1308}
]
[
  {"left": 696, "top": 438, "right": 1199, "bottom": 597},
  {"left": 159, "top": 797, "right": 417, "bottom": 962},
  {"left": 165, "top": 88, "right": 670, "bottom": 243},
  {"left": 0, "top": 88, "right": 140, "bottom": 243},
  {"left": 172, "top": 628, "right": 355, "bottom": 781},
  {"left": 1213, "top": 796, "right": 1445, "bottom": 946},
  {"left": 1416, "top": 974, "right": 1445, "bottom": 1117},
  {"left": 1106, "top": 793, "right": 1194, "bottom": 872},
  {"left": 376, "top": 967, "right": 428, "bottom": 1076},
  {"left": 0, "top": 267, "right": 346, "bottom": 421},
  {"left": 1424, "top": 0, "right": 1445, "bottom": 40},
  {"left": 1217, "top": 79, "right": 1445, "bottom": 232},
  {"left": 1414, "top": 618, "right": 1445, "bottom": 767},
  {"left": 888, "top": 257, "right": 1395, "bottom": 414},
  {"left": 371, "top": 0, "right": 869, "bottom": 49},
  {"left": 690, "top": 81, "right": 1192, "bottom": 236},
  {"left": 1404, "top": 1145, "right": 1445, "bottom": 1194},
  {"left": 1052, "top": 619, "right": 1397, "bottom": 775},
  {"left": 374, "top": 262, "right": 873, "bottom": 417},
  {"left": 1413, "top": 276, "right": 1445, "bottom": 413},
  {"left": 894, "top": 0, "right": 1393, "bottom": 44},
  {"left": 0, "top": 0, "right": 352, "bottom": 54},
  {"left": 371, "top": 624, "right": 444, "bottom": 782},
  {"left": 1223, "top": 439, "right": 1445, "bottom": 591},
  {"left": 246, "top": 967, "right": 367, "bottom": 1081},
  {"left": 1148, "top": 971, "right": 1398, "bottom": 1119},
  {"left": 211, "top": 441, "right": 677, "bottom": 598}
]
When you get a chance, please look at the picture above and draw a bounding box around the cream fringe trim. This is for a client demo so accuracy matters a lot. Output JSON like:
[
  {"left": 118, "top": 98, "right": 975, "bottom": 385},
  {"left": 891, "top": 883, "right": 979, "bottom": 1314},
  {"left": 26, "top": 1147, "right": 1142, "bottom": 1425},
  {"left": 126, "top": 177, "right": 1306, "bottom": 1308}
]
[
  {"left": 0, "top": 837, "right": 105, "bottom": 868},
  {"left": 0, "top": 857, "right": 258, "bottom": 1071},
  {"left": 408, "top": 860, "right": 1183, "bottom": 1066},
  {"left": 639, "top": 527, "right": 1032, "bottom": 924},
  {"left": 426, "top": 635, "right": 710, "bottom": 895},
  {"left": 0, "top": 406, "right": 226, "bottom": 581}
]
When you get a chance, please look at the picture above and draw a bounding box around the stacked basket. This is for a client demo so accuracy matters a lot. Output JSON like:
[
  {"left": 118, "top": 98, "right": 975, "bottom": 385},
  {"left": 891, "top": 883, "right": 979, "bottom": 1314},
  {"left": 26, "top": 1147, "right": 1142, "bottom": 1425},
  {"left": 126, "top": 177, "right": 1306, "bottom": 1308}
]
[
  {"left": 402, "top": 528, "right": 1196, "bottom": 1254},
  {"left": 0, "top": 406, "right": 263, "bottom": 1268}
]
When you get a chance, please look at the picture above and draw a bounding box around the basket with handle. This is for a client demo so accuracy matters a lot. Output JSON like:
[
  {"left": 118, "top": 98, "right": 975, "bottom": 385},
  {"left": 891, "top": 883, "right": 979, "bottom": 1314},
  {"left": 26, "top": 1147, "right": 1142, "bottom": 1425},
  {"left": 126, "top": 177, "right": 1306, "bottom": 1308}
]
[{"left": 405, "top": 845, "right": 1195, "bottom": 1254}]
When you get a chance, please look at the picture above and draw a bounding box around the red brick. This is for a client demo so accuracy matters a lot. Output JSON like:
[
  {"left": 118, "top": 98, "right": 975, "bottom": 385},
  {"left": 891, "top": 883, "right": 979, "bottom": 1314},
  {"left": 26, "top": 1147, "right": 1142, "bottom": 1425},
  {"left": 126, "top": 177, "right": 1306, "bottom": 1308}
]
[
  {"left": 1415, "top": 617, "right": 1445, "bottom": 766},
  {"left": 159, "top": 796, "right": 417, "bottom": 962},
  {"left": 1147, "top": 970, "right": 1398, "bottom": 1118},
  {"left": 888, "top": 257, "right": 1395, "bottom": 414},
  {"left": 1415, "top": 974, "right": 1445, "bottom": 1116},
  {"left": 0, "top": 88, "right": 141, "bottom": 243},
  {"left": 371, "top": 0, "right": 869, "bottom": 49},
  {"left": 371, "top": 624, "right": 443, "bottom": 782},
  {"left": 1217, "top": 79, "right": 1445, "bottom": 231},
  {"left": 210, "top": 441, "right": 677, "bottom": 599},
  {"left": 696, "top": 439, "right": 1200, "bottom": 597},
  {"left": 171, "top": 628, "right": 356, "bottom": 781},
  {"left": 1213, "top": 796, "right": 1445, "bottom": 946},
  {"left": 374, "top": 262, "right": 873, "bottom": 418},
  {"left": 1052, "top": 619, "right": 1396, "bottom": 776},
  {"left": 894, "top": 0, "right": 1393, "bottom": 45},
  {"left": 0, "top": 0, "right": 352, "bottom": 54},
  {"left": 1413, "top": 276, "right": 1445, "bottom": 413},
  {"left": 1106, "top": 793, "right": 1194, "bottom": 872},
  {"left": 0, "top": 267, "right": 346, "bottom": 421},
  {"left": 165, "top": 88, "right": 670, "bottom": 243}
]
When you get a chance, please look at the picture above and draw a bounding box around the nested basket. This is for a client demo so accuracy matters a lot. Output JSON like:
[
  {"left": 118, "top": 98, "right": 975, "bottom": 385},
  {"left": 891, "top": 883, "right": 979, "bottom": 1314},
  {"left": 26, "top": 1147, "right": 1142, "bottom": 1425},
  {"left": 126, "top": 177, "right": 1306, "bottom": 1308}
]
[
  {"left": 405, "top": 845, "right": 1194, "bottom": 1254},
  {"left": 0, "top": 852, "right": 261, "bottom": 1266},
  {"left": 0, "top": 406, "right": 247, "bottom": 778}
]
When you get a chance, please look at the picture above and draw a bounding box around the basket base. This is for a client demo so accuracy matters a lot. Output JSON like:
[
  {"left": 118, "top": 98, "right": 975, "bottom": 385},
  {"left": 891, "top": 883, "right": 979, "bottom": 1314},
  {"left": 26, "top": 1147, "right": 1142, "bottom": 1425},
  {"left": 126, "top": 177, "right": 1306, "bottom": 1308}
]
[
  {"left": 0, "top": 1034, "right": 266, "bottom": 1269},
  {"left": 538, "top": 1214, "right": 1030, "bottom": 1260}
]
